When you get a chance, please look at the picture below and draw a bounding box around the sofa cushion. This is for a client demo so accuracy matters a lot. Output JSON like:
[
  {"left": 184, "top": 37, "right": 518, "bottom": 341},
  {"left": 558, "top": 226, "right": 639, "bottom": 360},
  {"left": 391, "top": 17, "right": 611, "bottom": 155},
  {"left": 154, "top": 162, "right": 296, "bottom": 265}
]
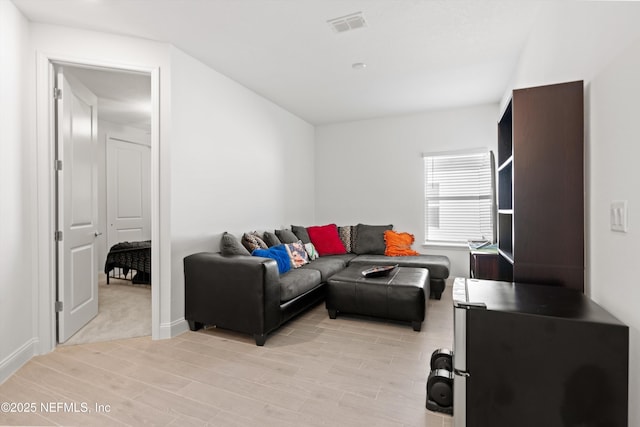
[
  {"left": 252, "top": 245, "right": 291, "bottom": 274},
  {"left": 263, "top": 231, "right": 281, "bottom": 247},
  {"left": 302, "top": 255, "right": 352, "bottom": 281},
  {"left": 353, "top": 224, "right": 393, "bottom": 255},
  {"left": 307, "top": 224, "right": 347, "bottom": 256},
  {"left": 325, "top": 253, "right": 359, "bottom": 265},
  {"left": 350, "top": 254, "right": 450, "bottom": 279},
  {"left": 291, "top": 225, "right": 311, "bottom": 244},
  {"left": 279, "top": 268, "right": 322, "bottom": 303},
  {"left": 220, "top": 232, "right": 251, "bottom": 256},
  {"left": 384, "top": 230, "right": 420, "bottom": 256},
  {"left": 275, "top": 228, "right": 299, "bottom": 244},
  {"left": 284, "top": 241, "right": 309, "bottom": 268}
]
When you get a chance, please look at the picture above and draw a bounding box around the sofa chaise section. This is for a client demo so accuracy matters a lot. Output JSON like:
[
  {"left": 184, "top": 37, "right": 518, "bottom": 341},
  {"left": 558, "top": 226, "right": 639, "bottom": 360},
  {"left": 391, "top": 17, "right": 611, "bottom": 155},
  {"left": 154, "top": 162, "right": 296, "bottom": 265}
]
[{"left": 184, "top": 252, "right": 326, "bottom": 346}]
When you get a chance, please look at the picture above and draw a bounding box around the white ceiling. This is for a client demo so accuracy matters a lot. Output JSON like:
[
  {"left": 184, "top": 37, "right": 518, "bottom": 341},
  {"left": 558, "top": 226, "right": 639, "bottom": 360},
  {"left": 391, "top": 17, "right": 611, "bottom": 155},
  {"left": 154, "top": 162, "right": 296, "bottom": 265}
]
[
  {"left": 63, "top": 66, "right": 151, "bottom": 131},
  {"left": 13, "top": 0, "right": 546, "bottom": 125}
]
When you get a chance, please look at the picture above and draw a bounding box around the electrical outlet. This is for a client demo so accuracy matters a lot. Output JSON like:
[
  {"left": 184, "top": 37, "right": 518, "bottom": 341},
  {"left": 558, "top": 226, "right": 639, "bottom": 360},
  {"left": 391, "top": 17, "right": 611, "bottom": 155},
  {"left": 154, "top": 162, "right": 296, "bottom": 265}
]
[{"left": 610, "top": 201, "right": 628, "bottom": 232}]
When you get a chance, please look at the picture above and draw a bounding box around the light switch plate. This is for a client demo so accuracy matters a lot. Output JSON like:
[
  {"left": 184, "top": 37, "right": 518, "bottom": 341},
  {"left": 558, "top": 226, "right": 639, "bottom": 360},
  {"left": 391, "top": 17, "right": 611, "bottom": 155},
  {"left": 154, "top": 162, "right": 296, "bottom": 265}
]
[{"left": 610, "top": 200, "right": 628, "bottom": 232}]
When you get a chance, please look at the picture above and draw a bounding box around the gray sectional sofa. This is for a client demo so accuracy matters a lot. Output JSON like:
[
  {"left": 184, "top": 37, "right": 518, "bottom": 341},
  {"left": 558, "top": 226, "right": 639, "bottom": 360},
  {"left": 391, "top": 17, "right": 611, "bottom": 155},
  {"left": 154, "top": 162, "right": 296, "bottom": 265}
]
[{"left": 184, "top": 224, "right": 450, "bottom": 346}]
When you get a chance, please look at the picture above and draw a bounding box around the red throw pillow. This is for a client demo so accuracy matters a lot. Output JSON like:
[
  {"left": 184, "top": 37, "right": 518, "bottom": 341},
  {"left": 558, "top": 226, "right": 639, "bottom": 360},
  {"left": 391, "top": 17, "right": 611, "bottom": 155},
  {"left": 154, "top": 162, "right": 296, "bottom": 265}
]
[{"left": 307, "top": 224, "right": 347, "bottom": 256}]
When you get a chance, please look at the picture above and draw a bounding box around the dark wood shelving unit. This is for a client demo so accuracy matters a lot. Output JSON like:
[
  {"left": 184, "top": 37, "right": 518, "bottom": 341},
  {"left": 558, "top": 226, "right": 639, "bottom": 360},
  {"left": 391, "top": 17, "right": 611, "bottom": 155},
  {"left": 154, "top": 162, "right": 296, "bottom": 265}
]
[
  {"left": 497, "top": 98, "right": 514, "bottom": 281},
  {"left": 497, "top": 81, "right": 584, "bottom": 292}
]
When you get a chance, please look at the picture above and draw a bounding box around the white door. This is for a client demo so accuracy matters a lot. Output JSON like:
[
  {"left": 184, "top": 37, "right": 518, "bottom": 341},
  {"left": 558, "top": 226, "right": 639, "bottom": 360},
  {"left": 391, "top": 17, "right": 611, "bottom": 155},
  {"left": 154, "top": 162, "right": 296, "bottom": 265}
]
[
  {"left": 56, "top": 69, "right": 99, "bottom": 343},
  {"left": 106, "top": 137, "right": 151, "bottom": 249}
]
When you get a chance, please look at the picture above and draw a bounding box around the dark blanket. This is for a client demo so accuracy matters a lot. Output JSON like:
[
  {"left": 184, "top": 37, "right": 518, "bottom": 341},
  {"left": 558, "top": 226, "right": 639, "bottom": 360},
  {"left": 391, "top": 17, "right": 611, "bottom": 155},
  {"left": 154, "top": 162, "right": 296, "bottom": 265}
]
[{"left": 104, "top": 240, "right": 151, "bottom": 284}]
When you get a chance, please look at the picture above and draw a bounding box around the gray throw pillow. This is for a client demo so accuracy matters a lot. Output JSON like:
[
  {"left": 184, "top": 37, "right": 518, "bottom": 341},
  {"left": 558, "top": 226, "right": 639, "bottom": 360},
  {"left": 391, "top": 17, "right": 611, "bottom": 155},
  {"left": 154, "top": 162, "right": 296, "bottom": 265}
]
[
  {"left": 291, "top": 225, "right": 311, "bottom": 244},
  {"left": 263, "top": 231, "right": 281, "bottom": 247},
  {"left": 275, "top": 228, "right": 298, "bottom": 244},
  {"left": 353, "top": 224, "right": 393, "bottom": 255},
  {"left": 220, "top": 232, "right": 251, "bottom": 256}
]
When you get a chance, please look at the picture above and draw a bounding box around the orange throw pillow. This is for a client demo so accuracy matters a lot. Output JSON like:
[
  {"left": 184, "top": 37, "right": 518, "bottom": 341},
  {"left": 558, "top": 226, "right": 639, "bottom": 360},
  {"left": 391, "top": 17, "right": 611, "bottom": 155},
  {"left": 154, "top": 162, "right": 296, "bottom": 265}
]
[{"left": 384, "top": 230, "right": 420, "bottom": 256}]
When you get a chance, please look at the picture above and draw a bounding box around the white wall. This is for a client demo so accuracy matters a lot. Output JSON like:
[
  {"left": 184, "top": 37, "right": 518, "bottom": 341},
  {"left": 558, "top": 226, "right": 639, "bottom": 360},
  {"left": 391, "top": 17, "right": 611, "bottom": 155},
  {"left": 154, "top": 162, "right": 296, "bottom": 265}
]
[
  {"left": 1, "top": 12, "right": 317, "bottom": 382},
  {"left": 508, "top": 3, "right": 640, "bottom": 424},
  {"left": 315, "top": 104, "right": 498, "bottom": 278},
  {"left": 0, "top": 0, "right": 35, "bottom": 384},
  {"left": 589, "top": 38, "right": 640, "bottom": 427},
  {"left": 27, "top": 23, "right": 173, "bottom": 344},
  {"left": 169, "top": 47, "right": 316, "bottom": 326}
]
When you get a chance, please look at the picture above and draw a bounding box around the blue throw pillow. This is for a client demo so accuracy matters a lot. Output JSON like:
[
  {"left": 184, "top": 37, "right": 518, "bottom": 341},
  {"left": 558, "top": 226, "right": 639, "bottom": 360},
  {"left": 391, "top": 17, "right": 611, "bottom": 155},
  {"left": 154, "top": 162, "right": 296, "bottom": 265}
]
[{"left": 252, "top": 245, "right": 291, "bottom": 274}]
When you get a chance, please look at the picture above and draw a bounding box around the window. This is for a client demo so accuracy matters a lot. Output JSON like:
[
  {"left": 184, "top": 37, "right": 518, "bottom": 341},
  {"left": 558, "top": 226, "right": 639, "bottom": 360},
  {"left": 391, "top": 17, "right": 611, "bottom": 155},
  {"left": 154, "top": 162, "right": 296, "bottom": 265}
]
[{"left": 423, "top": 149, "right": 496, "bottom": 245}]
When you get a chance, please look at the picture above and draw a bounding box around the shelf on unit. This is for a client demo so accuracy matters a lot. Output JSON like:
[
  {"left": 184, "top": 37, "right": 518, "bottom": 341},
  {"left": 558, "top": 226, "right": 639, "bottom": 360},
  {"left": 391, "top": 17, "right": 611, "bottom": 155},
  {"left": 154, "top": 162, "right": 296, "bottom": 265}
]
[
  {"left": 498, "top": 213, "right": 513, "bottom": 256},
  {"left": 497, "top": 100, "right": 513, "bottom": 165},
  {"left": 498, "top": 248, "right": 514, "bottom": 264},
  {"left": 496, "top": 81, "right": 584, "bottom": 291},
  {"left": 498, "top": 159, "right": 513, "bottom": 211},
  {"left": 498, "top": 156, "right": 513, "bottom": 172}
]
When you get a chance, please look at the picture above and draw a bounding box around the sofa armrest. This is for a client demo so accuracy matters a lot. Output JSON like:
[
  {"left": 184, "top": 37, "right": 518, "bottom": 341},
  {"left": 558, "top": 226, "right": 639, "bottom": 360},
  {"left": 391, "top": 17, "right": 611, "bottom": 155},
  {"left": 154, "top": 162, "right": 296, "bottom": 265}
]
[{"left": 184, "top": 252, "right": 281, "bottom": 339}]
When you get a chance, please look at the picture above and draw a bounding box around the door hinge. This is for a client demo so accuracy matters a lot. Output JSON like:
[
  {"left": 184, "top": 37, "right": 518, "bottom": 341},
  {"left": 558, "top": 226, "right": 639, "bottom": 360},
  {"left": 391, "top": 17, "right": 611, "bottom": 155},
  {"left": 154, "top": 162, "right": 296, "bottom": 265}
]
[
  {"left": 53, "top": 87, "right": 62, "bottom": 100},
  {"left": 55, "top": 159, "right": 63, "bottom": 171},
  {"left": 55, "top": 301, "right": 63, "bottom": 312},
  {"left": 55, "top": 230, "right": 63, "bottom": 242}
]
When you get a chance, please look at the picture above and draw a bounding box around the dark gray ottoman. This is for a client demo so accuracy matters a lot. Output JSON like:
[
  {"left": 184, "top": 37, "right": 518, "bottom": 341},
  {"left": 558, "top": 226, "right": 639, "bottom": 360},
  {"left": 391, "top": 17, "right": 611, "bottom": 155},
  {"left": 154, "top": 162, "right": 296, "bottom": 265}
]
[
  {"left": 326, "top": 265, "right": 429, "bottom": 331},
  {"left": 349, "top": 254, "right": 449, "bottom": 300}
]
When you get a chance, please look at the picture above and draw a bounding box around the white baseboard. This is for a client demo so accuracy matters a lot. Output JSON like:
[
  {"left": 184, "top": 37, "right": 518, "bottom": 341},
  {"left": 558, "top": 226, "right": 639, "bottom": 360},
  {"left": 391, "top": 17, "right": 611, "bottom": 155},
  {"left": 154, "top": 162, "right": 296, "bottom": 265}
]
[
  {"left": 0, "top": 338, "right": 38, "bottom": 385},
  {"left": 158, "top": 317, "right": 188, "bottom": 339}
]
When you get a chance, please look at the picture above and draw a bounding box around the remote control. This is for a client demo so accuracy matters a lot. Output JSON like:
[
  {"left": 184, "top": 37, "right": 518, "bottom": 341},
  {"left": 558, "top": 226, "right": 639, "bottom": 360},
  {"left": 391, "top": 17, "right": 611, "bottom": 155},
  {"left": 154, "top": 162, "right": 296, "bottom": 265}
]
[{"left": 361, "top": 264, "right": 398, "bottom": 278}]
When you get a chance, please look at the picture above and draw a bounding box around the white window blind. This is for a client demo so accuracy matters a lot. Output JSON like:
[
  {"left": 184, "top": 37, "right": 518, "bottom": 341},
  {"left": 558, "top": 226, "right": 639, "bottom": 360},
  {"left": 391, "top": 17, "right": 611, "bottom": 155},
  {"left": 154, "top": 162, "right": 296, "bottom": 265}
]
[{"left": 423, "top": 150, "right": 495, "bottom": 244}]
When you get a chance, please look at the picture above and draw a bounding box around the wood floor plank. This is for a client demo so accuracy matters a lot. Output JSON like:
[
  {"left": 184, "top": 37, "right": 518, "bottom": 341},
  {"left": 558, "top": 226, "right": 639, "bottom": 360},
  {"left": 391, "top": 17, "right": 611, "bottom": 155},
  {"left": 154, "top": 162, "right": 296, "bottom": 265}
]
[
  {"left": 58, "top": 345, "right": 194, "bottom": 394},
  {"left": 177, "top": 381, "right": 302, "bottom": 427},
  {"left": 131, "top": 386, "right": 220, "bottom": 423}
]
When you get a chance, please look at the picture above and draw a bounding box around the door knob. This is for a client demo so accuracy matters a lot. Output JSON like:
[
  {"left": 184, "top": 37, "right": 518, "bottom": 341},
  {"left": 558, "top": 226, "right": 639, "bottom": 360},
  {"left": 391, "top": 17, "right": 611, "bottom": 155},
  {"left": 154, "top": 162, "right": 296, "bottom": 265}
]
[{"left": 94, "top": 231, "right": 103, "bottom": 237}]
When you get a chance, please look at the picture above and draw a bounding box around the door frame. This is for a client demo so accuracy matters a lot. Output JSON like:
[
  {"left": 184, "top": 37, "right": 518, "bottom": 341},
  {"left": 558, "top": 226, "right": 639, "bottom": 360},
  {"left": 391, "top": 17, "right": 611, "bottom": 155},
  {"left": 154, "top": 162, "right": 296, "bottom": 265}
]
[{"left": 35, "top": 52, "right": 161, "bottom": 351}]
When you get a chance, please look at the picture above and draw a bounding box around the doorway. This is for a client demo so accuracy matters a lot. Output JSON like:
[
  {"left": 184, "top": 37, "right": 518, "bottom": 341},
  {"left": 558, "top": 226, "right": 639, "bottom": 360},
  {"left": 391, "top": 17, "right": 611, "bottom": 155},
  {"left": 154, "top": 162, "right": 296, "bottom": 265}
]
[{"left": 52, "top": 62, "right": 154, "bottom": 345}]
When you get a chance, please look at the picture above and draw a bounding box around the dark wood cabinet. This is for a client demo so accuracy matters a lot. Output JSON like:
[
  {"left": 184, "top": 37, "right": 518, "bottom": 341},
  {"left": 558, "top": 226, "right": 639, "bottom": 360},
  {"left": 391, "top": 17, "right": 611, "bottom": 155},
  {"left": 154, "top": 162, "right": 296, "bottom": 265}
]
[
  {"left": 455, "top": 279, "right": 628, "bottom": 427},
  {"left": 497, "top": 81, "right": 584, "bottom": 292},
  {"left": 469, "top": 249, "right": 500, "bottom": 280}
]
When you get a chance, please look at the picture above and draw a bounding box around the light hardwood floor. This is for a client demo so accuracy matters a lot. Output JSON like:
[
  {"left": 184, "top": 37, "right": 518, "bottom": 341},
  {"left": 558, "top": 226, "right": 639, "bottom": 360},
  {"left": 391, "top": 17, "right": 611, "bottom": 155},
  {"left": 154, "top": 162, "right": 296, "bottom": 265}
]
[
  {"left": 0, "top": 282, "right": 454, "bottom": 426},
  {"left": 61, "top": 275, "right": 151, "bottom": 346}
]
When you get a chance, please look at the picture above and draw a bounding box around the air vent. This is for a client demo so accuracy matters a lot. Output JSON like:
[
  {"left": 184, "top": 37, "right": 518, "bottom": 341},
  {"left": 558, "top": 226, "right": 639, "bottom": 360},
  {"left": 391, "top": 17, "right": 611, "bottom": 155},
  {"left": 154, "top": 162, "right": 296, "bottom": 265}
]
[{"left": 327, "top": 12, "right": 367, "bottom": 33}]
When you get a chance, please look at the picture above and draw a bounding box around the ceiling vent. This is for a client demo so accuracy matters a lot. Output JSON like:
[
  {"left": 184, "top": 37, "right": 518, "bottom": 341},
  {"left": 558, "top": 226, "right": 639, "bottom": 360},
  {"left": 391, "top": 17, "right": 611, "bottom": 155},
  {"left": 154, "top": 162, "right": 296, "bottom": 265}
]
[{"left": 327, "top": 12, "right": 367, "bottom": 33}]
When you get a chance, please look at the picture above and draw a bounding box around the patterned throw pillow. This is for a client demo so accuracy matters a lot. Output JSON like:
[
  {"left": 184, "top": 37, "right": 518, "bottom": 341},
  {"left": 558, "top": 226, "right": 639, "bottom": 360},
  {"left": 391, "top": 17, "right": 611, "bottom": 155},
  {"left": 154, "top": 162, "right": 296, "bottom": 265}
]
[
  {"left": 284, "top": 240, "right": 309, "bottom": 268},
  {"left": 241, "top": 232, "right": 268, "bottom": 252},
  {"left": 304, "top": 243, "right": 319, "bottom": 260},
  {"left": 338, "top": 226, "right": 353, "bottom": 253}
]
